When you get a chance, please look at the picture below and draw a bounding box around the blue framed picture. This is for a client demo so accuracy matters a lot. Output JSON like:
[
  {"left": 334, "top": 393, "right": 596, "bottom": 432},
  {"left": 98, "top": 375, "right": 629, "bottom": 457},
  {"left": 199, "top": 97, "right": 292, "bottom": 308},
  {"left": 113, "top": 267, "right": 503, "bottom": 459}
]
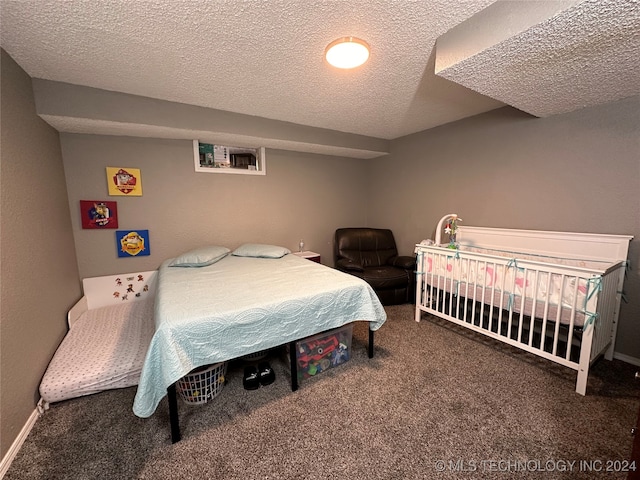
[{"left": 116, "top": 230, "right": 150, "bottom": 257}]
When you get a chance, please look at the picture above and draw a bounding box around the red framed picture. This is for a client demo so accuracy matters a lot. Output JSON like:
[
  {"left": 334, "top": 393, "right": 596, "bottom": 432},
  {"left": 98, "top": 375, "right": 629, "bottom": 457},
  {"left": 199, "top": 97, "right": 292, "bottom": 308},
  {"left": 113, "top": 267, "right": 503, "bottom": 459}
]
[{"left": 80, "top": 200, "right": 118, "bottom": 229}]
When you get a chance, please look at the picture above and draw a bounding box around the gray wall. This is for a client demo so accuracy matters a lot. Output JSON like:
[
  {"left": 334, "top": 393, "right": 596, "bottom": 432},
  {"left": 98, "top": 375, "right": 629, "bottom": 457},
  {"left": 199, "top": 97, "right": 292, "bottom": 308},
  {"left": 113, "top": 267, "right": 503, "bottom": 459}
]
[
  {"left": 367, "top": 98, "right": 640, "bottom": 359},
  {"left": 60, "top": 134, "right": 370, "bottom": 278},
  {"left": 0, "top": 50, "right": 81, "bottom": 458}
]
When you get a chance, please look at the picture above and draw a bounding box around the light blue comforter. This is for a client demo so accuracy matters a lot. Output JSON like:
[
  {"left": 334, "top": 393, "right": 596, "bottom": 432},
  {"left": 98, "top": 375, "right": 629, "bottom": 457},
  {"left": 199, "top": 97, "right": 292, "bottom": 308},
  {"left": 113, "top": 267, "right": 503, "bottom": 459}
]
[{"left": 133, "top": 254, "right": 386, "bottom": 417}]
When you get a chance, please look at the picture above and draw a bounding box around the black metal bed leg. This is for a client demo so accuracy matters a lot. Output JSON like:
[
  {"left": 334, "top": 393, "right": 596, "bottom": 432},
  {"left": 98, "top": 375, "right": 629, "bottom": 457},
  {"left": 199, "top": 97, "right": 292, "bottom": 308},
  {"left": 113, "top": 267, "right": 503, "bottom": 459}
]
[
  {"left": 289, "top": 341, "right": 299, "bottom": 391},
  {"left": 368, "top": 328, "right": 374, "bottom": 358},
  {"left": 168, "top": 383, "right": 181, "bottom": 443},
  {"left": 289, "top": 340, "right": 299, "bottom": 391}
]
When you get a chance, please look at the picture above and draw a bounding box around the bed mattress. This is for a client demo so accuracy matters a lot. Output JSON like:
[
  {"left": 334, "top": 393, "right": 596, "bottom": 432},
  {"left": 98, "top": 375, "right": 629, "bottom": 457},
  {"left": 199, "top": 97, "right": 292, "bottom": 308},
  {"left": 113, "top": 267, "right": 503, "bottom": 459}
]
[
  {"left": 39, "top": 298, "right": 154, "bottom": 404},
  {"left": 133, "top": 253, "right": 386, "bottom": 417}
]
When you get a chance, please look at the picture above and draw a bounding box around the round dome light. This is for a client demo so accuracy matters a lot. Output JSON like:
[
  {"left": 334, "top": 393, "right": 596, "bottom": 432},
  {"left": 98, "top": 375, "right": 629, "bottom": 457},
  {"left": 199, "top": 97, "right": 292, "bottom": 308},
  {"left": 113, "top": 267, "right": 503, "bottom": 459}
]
[{"left": 325, "top": 37, "right": 370, "bottom": 69}]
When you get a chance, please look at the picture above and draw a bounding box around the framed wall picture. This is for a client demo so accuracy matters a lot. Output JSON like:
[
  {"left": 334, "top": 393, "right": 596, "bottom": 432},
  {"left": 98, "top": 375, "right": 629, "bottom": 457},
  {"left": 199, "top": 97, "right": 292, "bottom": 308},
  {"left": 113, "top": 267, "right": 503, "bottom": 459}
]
[
  {"left": 116, "top": 230, "right": 150, "bottom": 257},
  {"left": 80, "top": 200, "right": 118, "bottom": 229},
  {"left": 106, "top": 167, "right": 143, "bottom": 196},
  {"left": 193, "top": 140, "right": 266, "bottom": 175}
]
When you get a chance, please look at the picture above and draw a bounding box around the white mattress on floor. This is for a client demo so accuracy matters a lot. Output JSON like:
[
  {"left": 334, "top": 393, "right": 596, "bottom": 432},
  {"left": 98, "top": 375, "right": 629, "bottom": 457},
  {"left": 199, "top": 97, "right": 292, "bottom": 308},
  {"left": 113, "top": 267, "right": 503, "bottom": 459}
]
[{"left": 39, "top": 298, "right": 154, "bottom": 404}]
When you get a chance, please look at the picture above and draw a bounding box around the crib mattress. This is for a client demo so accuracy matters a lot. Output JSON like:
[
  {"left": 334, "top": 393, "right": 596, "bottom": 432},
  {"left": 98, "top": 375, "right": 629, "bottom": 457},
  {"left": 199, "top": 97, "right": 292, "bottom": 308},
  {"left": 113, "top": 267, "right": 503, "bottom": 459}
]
[{"left": 39, "top": 298, "right": 154, "bottom": 404}]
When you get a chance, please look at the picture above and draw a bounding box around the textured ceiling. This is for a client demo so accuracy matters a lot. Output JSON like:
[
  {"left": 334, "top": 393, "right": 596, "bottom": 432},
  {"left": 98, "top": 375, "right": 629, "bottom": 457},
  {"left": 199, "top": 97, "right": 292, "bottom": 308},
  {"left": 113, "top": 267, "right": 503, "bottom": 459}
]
[
  {"left": 1, "top": 0, "right": 639, "bottom": 153},
  {"left": 436, "top": 0, "right": 640, "bottom": 118}
]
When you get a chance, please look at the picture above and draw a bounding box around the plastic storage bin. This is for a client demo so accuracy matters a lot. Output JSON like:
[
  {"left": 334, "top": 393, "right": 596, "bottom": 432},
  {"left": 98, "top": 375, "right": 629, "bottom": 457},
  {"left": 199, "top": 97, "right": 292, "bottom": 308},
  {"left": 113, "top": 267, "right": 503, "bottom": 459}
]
[
  {"left": 295, "top": 324, "right": 353, "bottom": 382},
  {"left": 176, "top": 362, "right": 227, "bottom": 405}
]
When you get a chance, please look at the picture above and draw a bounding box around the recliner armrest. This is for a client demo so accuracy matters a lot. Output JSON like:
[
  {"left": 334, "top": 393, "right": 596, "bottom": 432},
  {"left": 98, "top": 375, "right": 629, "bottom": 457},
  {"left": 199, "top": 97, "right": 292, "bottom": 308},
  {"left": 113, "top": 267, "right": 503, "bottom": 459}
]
[
  {"left": 388, "top": 255, "right": 416, "bottom": 270},
  {"left": 336, "top": 258, "right": 364, "bottom": 272}
]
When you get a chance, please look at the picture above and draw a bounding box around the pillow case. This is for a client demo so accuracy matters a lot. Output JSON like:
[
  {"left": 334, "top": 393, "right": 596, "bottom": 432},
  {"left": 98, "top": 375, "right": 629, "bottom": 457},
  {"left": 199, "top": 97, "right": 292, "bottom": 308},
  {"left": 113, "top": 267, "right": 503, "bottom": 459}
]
[
  {"left": 169, "top": 245, "right": 230, "bottom": 267},
  {"left": 232, "top": 243, "right": 291, "bottom": 259}
]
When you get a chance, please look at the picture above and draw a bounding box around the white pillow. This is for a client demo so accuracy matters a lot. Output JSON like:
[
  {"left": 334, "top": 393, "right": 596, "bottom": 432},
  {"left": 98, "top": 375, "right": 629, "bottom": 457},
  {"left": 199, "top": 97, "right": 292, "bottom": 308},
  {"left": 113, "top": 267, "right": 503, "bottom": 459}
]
[
  {"left": 232, "top": 243, "right": 291, "bottom": 259},
  {"left": 169, "top": 245, "right": 230, "bottom": 267}
]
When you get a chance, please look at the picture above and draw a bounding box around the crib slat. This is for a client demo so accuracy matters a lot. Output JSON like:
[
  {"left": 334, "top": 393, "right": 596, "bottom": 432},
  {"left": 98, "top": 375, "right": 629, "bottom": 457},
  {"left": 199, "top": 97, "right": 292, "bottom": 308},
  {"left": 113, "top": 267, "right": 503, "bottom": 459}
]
[
  {"left": 447, "top": 255, "right": 455, "bottom": 317},
  {"left": 461, "top": 258, "right": 470, "bottom": 324},
  {"left": 551, "top": 274, "right": 566, "bottom": 357},
  {"left": 540, "top": 272, "right": 552, "bottom": 351},
  {"left": 528, "top": 270, "right": 540, "bottom": 347},
  {"left": 516, "top": 267, "right": 528, "bottom": 344},
  {"left": 478, "top": 260, "right": 487, "bottom": 329},
  {"left": 506, "top": 263, "right": 517, "bottom": 339},
  {"left": 564, "top": 275, "right": 580, "bottom": 361},
  {"left": 501, "top": 261, "right": 510, "bottom": 335},
  {"left": 490, "top": 260, "right": 499, "bottom": 333},
  {"left": 470, "top": 258, "right": 478, "bottom": 326}
]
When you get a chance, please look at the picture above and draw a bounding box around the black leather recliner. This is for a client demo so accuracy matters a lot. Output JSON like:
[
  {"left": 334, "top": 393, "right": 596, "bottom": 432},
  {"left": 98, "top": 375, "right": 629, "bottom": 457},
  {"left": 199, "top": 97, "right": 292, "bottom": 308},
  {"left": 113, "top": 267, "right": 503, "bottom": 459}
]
[{"left": 334, "top": 228, "right": 415, "bottom": 305}]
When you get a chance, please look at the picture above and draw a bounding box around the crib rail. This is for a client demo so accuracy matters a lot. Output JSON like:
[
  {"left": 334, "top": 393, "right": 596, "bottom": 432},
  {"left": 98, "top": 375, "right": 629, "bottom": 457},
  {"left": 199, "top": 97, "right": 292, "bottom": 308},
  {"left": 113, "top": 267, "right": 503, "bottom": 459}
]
[{"left": 414, "top": 244, "right": 625, "bottom": 395}]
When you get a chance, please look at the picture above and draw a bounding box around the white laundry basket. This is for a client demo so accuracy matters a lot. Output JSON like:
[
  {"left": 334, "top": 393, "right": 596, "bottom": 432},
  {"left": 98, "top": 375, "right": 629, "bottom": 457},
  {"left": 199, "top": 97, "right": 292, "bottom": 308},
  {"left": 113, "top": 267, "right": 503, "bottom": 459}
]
[{"left": 176, "top": 362, "right": 228, "bottom": 405}]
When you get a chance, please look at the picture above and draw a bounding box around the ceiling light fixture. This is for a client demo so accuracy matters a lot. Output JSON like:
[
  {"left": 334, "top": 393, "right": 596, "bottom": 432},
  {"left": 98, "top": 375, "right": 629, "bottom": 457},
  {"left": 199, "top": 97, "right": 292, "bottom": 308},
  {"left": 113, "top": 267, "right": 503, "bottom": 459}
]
[{"left": 325, "top": 37, "right": 370, "bottom": 69}]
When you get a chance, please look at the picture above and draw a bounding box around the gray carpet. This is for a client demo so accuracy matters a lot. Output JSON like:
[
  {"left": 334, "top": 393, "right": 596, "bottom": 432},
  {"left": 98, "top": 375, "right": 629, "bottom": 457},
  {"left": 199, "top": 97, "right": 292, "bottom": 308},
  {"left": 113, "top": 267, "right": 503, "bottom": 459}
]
[{"left": 6, "top": 305, "right": 639, "bottom": 479}]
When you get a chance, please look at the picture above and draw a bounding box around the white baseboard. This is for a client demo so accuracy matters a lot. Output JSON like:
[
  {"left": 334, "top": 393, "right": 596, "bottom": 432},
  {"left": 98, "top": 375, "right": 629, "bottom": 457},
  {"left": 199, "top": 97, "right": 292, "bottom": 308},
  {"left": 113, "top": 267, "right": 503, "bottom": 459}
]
[
  {"left": 0, "top": 408, "right": 40, "bottom": 479},
  {"left": 613, "top": 352, "right": 640, "bottom": 367}
]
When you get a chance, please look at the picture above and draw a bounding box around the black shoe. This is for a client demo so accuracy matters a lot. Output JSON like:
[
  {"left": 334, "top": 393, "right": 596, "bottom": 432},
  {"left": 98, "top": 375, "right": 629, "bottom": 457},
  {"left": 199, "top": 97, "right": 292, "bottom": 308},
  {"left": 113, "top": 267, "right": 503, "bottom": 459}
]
[
  {"left": 258, "top": 362, "right": 275, "bottom": 386},
  {"left": 243, "top": 366, "right": 260, "bottom": 390}
]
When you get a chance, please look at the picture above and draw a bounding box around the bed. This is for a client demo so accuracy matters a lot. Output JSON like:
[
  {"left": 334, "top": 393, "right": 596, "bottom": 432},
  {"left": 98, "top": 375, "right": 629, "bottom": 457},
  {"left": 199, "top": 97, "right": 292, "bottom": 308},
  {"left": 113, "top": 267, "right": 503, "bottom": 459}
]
[
  {"left": 132, "top": 245, "right": 387, "bottom": 442},
  {"left": 415, "top": 215, "right": 633, "bottom": 395},
  {"left": 39, "top": 271, "right": 157, "bottom": 408}
]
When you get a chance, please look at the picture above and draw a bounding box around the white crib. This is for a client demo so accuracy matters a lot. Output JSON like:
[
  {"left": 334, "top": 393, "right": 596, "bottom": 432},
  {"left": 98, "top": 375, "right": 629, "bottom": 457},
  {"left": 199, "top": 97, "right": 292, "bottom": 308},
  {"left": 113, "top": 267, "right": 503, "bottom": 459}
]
[{"left": 415, "top": 216, "right": 633, "bottom": 395}]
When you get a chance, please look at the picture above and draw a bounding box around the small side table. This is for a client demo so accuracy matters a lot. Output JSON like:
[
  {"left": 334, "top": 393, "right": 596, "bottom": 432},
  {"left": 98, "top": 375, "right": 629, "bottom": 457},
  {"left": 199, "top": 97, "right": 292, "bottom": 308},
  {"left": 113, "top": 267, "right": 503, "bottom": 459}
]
[{"left": 293, "top": 251, "right": 321, "bottom": 263}]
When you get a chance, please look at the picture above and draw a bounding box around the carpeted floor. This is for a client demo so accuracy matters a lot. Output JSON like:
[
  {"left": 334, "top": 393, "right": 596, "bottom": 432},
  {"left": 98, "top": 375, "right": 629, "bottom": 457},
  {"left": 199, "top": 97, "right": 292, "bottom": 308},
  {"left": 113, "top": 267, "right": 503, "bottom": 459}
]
[{"left": 6, "top": 304, "right": 639, "bottom": 479}]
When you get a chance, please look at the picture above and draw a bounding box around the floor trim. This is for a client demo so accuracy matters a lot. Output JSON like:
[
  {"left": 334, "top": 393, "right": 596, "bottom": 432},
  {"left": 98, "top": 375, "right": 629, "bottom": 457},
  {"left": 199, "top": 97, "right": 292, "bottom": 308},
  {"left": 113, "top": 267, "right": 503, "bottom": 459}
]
[
  {"left": 0, "top": 407, "right": 40, "bottom": 478},
  {"left": 613, "top": 352, "right": 640, "bottom": 368}
]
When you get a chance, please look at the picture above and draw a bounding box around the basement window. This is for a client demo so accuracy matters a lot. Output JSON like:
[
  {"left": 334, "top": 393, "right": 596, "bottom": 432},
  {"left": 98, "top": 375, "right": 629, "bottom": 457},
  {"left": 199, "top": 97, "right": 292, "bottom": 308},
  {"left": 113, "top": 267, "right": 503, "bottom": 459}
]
[{"left": 193, "top": 140, "right": 266, "bottom": 175}]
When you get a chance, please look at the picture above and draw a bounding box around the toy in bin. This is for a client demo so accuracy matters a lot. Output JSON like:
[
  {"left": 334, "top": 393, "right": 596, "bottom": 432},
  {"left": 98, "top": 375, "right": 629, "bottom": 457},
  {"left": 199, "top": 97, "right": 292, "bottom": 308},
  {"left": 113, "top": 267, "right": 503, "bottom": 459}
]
[{"left": 296, "top": 325, "right": 352, "bottom": 381}]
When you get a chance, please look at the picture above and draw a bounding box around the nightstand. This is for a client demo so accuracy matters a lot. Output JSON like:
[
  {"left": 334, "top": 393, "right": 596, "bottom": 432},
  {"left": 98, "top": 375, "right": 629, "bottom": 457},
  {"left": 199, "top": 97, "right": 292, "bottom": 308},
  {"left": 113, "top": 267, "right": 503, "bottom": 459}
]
[{"left": 293, "top": 251, "right": 321, "bottom": 263}]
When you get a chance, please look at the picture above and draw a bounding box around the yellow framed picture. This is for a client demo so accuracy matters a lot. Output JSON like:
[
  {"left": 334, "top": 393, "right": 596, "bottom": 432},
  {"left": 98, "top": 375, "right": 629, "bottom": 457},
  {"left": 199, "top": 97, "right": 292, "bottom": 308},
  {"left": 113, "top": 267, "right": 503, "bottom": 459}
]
[{"left": 106, "top": 167, "right": 142, "bottom": 196}]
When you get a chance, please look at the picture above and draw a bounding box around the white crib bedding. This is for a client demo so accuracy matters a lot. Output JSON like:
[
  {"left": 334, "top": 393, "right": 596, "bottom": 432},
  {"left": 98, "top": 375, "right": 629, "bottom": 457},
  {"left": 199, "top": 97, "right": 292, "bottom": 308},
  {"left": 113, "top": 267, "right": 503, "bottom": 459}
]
[
  {"left": 427, "top": 277, "right": 587, "bottom": 327},
  {"left": 39, "top": 298, "right": 154, "bottom": 404},
  {"left": 419, "top": 247, "right": 608, "bottom": 328}
]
